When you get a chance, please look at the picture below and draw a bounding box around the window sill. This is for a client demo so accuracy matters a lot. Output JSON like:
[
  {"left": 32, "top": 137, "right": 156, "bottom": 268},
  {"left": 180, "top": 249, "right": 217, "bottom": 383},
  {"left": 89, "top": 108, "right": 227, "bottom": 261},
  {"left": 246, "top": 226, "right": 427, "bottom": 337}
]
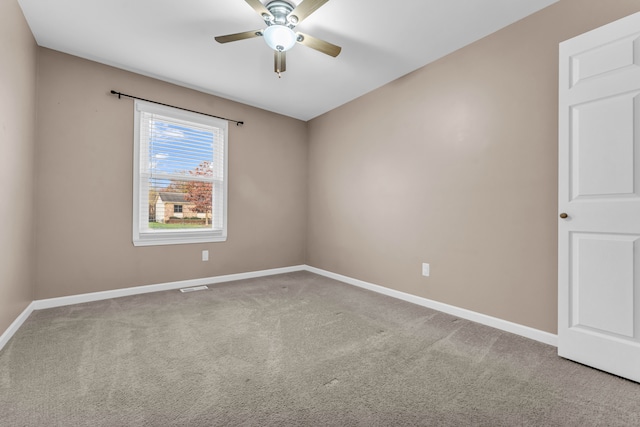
[{"left": 133, "top": 231, "right": 227, "bottom": 246}]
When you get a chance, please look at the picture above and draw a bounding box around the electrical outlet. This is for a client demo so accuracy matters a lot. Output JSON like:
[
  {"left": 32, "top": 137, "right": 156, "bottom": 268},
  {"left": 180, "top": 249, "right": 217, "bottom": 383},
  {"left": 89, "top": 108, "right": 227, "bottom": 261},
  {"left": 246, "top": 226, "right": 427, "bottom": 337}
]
[
  {"left": 202, "top": 250, "right": 209, "bottom": 261},
  {"left": 422, "top": 263, "right": 430, "bottom": 277}
]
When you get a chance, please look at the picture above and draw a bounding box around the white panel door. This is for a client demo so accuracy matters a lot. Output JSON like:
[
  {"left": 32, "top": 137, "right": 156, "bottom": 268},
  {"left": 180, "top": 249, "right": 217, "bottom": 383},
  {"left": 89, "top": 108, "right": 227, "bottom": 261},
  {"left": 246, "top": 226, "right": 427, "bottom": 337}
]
[{"left": 558, "top": 11, "right": 640, "bottom": 382}]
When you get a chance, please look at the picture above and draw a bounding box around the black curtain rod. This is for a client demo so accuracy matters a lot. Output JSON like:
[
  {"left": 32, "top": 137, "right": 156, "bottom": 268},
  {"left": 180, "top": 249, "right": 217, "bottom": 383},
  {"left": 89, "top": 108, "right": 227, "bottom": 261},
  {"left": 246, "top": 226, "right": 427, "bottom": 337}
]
[{"left": 110, "top": 90, "right": 244, "bottom": 126}]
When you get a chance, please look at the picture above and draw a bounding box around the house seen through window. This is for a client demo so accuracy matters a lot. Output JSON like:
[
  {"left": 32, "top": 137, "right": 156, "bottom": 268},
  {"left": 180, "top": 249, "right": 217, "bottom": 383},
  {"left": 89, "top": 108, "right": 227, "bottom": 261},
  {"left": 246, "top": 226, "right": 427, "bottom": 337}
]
[{"left": 133, "top": 100, "right": 228, "bottom": 246}]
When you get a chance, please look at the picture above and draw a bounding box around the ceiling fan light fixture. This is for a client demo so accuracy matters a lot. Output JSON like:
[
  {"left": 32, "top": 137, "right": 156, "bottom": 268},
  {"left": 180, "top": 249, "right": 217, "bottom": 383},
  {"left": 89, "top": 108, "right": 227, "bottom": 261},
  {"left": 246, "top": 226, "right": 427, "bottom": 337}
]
[
  {"left": 263, "top": 24, "right": 297, "bottom": 52},
  {"left": 214, "top": 0, "right": 341, "bottom": 76}
]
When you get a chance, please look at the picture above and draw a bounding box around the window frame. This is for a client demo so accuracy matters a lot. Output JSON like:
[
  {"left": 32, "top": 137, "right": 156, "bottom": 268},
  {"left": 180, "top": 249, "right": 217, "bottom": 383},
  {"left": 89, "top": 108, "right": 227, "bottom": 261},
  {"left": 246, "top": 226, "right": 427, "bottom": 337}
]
[{"left": 132, "top": 100, "right": 228, "bottom": 246}]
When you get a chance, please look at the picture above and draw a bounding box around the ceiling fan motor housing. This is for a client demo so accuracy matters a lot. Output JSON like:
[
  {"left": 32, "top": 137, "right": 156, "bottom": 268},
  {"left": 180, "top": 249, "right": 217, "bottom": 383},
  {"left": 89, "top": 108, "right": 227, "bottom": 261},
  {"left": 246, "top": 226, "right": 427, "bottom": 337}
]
[{"left": 266, "top": 0, "right": 297, "bottom": 27}]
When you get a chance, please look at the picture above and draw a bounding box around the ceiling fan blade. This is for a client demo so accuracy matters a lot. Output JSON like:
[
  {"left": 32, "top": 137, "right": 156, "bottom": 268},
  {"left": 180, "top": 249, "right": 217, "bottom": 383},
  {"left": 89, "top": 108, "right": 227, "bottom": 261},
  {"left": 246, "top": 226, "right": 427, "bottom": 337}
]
[
  {"left": 287, "top": 0, "right": 330, "bottom": 25},
  {"left": 215, "top": 29, "right": 263, "bottom": 44},
  {"left": 296, "top": 32, "right": 341, "bottom": 57},
  {"left": 274, "top": 50, "right": 286, "bottom": 75},
  {"left": 244, "top": 0, "right": 274, "bottom": 20}
]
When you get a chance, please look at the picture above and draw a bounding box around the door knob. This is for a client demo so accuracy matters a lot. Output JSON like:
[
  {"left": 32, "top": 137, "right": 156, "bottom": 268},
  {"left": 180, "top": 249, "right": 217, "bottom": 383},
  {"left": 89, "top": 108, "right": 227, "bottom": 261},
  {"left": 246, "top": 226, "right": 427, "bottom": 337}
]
[{"left": 559, "top": 213, "right": 568, "bottom": 219}]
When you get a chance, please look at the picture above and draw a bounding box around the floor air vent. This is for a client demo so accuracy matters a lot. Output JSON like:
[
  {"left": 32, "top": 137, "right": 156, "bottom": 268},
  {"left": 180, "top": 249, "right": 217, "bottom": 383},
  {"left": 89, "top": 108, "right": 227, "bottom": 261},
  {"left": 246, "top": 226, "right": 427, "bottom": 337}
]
[{"left": 179, "top": 285, "right": 209, "bottom": 293}]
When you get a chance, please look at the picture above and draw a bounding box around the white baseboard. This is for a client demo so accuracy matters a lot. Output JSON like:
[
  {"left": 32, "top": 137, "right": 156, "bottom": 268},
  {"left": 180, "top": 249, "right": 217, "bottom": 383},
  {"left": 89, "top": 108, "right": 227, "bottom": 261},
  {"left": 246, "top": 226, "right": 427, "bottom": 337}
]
[
  {"left": 0, "top": 302, "right": 35, "bottom": 352},
  {"left": 304, "top": 265, "right": 558, "bottom": 347},
  {"left": 33, "top": 265, "right": 306, "bottom": 310},
  {"left": 2, "top": 264, "right": 557, "bottom": 351}
]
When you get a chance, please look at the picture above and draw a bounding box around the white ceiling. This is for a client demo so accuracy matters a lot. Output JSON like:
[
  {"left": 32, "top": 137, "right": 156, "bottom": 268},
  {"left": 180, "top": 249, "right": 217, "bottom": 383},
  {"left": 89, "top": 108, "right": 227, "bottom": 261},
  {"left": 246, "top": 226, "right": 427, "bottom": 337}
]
[{"left": 18, "top": 0, "right": 558, "bottom": 121}]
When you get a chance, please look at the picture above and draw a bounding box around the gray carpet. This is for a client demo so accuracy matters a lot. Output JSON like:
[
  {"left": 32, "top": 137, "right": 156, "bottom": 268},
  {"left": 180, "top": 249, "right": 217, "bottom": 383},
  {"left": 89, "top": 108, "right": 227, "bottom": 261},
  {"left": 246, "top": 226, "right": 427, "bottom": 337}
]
[{"left": 1, "top": 271, "right": 640, "bottom": 426}]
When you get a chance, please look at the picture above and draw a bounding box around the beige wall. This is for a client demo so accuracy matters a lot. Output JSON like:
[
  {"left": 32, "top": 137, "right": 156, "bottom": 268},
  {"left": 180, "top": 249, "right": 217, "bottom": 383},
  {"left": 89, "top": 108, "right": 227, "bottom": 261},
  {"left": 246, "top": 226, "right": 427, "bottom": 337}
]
[
  {"left": 0, "top": 2, "right": 37, "bottom": 333},
  {"left": 307, "top": 0, "right": 640, "bottom": 334},
  {"left": 34, "top": 49, "right": 308, "bottom": 299}
]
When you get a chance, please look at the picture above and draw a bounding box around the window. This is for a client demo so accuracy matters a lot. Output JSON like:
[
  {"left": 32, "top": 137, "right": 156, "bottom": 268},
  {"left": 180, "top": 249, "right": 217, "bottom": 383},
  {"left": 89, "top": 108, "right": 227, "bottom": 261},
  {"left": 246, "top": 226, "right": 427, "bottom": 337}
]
[{"left": 133, "top": 100, "right": 228, "bottom": 246}]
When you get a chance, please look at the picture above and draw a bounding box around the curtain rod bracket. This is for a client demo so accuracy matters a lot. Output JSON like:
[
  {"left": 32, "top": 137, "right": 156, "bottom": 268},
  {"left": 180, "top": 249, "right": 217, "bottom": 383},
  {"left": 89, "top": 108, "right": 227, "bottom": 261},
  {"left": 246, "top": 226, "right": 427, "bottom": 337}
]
[{"left": 110, "top": 90, "right": 244, "bottom": 126}]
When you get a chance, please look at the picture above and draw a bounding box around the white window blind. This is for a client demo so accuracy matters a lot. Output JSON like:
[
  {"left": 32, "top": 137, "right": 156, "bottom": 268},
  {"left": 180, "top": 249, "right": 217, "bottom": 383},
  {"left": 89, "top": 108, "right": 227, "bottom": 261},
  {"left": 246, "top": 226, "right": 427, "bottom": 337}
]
[{"left": 133, "top": 100, "right": 228, "bottom": 246}]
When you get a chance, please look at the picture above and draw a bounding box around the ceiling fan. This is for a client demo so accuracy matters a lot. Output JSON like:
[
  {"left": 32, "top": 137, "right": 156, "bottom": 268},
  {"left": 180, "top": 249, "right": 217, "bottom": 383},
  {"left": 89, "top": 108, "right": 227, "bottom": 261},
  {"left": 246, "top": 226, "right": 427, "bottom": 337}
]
[{"left": 215, "top": 0, "right": 342, "bottom": 77}]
